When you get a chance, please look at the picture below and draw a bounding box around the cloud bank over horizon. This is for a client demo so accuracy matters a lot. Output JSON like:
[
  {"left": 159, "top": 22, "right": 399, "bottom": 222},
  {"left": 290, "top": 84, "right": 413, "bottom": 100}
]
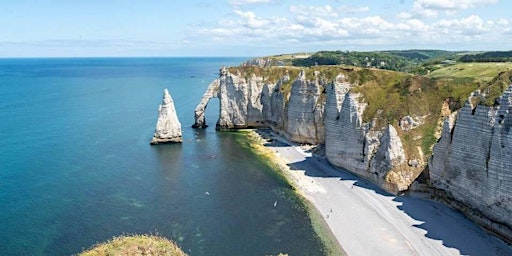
[{"left": 0, "top": 0, "right": 510, "bottom": 57}]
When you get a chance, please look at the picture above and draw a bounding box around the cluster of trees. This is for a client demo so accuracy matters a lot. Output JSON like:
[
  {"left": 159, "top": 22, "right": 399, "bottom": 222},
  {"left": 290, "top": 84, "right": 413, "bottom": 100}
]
[
  {"left": 459, "top": 51, "right": 512, "bottom": 62},
  {"left": 286, "top": 50, "right": 512, "bottom": 73},
  {"left": 291, "top": 50, "right": 456, "bottom": 72}
]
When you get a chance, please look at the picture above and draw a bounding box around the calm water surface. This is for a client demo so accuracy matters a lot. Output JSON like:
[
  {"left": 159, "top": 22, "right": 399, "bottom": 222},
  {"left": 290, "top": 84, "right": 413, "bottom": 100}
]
[{"left": 0, "top": 58, "right": 328, "bottom": 255}]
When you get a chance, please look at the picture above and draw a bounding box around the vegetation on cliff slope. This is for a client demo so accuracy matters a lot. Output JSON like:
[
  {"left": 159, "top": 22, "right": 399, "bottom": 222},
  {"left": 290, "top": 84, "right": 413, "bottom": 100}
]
[
  {"left": 80, "top": 235, "right": 187, "bottom": 256},
  {"left": 229, "top": 60, "right": 512, "bottom": 168}
]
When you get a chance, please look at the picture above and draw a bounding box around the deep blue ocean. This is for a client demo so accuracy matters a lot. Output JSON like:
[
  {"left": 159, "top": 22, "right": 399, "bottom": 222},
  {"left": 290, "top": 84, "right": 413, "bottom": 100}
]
[{"left": 0, "top": 58, "right": 327, "bottom": 255}]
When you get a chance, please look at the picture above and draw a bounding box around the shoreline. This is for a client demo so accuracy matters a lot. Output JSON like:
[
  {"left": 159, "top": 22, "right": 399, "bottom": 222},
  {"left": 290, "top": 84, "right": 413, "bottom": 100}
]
[
  {"left": 244, "top": 128, "right": 512, "bottom": 256},
  {"left": 241, "top": 129, "right": 345, "bottom": 256}
]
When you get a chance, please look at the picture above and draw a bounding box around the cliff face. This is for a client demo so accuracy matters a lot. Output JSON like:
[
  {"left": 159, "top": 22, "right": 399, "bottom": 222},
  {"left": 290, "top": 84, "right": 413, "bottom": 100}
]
[
  {"left": 284, "top": 71, "right": 325, "bottom": 144},
  {"left": 193, "top": 79, "right": 219, "bottom": 128},
  {"left": 193, "top": 65, "right": 512, "bottom": 241},
  {"left": 194, "top": 65, "right": 512, "bottom": 240},
  {"left": 324, "top": 75, "right": 412, "bottom": 191},
  {"left": 194, "top": 67, "right": 325, "bottom": 143},
  {"left": 430, "top": 85, "right": 512, "bottom": 239},
  {"left": 215, "top": 67, "right": 267, "bottom": 130},
  {"left": 151, "top": 88, "right": 182, "bottom": 144},
  {"left": 195, "top": 68, "right": 413, "bottom": 190}
]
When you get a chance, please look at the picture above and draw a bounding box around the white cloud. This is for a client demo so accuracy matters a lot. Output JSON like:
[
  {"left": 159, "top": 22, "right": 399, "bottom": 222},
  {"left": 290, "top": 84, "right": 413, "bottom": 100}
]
[
  {"left": 190, "top": 3, "right": 511, "bottom": 50},
  {"left": 414, "top": 0, "right": 498, "bottom": 10},
  {"left": 345, "top": 6, "right": 370, "bottom": 13},
  {"left": 290, "top": 5, "right": 338, "bottom": 18},
  {"left": 434, "top": 15, "right": 486, "bottom": 36},
  {"left": 497, "top": 18, "right": 510, "bottom": 25},
  {"left": 229, "top": 0, "right": 272, "bottom": 5},
  {"left": 409, "top": 0, "right": 498, "bottom": 18},
  {"left": 234, "top": 9, "right": 270, "bottom": 28},
  {"left": 397, "top": 12, "right": 413, "bottom": 19}
]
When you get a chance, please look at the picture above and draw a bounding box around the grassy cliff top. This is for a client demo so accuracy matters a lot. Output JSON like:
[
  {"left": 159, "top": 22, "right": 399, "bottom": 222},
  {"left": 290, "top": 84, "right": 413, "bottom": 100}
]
[
  {"left": 227, "top": 61, "right": 512, "bottom": 161},
  {"left": 80, "top": 235, "right": 187, "bottom": 256},
  {"left": 427, "top": 62, "right": 512, "bottom": 82}
]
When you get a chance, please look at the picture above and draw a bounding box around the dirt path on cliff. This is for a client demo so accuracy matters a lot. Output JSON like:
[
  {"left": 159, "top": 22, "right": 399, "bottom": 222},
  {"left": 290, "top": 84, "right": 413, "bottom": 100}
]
[{"left": 256, "top": 130, "right": 512, "bottom": 256}]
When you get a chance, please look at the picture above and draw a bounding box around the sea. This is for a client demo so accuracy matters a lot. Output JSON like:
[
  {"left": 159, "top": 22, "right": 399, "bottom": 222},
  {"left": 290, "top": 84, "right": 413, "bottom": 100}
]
[{"left": 0, "top": 57, "right": 329, "bottom": 255}]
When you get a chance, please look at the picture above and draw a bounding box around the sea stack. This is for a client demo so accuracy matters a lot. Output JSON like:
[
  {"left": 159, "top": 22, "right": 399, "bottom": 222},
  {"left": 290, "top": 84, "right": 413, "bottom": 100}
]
[{"left": 150, "top": 88, "right": 183, "bottom": 145}]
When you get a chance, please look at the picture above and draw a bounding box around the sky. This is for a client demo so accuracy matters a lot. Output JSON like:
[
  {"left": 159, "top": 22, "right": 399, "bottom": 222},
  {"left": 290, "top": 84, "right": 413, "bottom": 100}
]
[{"left": 0, "top": 0, "right": 511, "bottom": 57}]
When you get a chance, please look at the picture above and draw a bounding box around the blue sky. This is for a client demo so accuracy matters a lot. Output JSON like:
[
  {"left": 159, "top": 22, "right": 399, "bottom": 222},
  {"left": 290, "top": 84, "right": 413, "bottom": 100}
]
[{"left": 0, "top": 0, "right": 510, "bottom": 57}]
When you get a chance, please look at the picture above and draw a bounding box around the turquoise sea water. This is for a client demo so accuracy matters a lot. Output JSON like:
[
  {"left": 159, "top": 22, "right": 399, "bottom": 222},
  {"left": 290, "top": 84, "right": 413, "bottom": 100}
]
[{"left": 0, "top": 58, "right": 327, "bottom": 255}]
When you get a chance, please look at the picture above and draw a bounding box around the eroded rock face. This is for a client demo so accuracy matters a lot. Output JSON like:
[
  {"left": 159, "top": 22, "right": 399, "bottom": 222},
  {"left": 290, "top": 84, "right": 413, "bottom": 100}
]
[
  {"left": 193, "top": 79, "right": 219, "bottom": 128},
  {"left": 216, "top": 67, "right": 267, "bottom": 130},
  {"left": 151, "top": 88, "right": 182, "bottom": 144},
  {"left": 326, "top": 90, "right": 369, "bottom": 172},
  {"left": 323, "top": 76, "right": 414, "bottom": 192},
  {"left": 369, "top": 125, "right": 409, "bottom": 191},
  {"left": 285, "top": 70, "right": 325, "bottom": 144},
  {"left": 241, "top": 57, "right": 274, "bottom": 68},
  {"left": 430, "top": 85, "right": 512, "bottom": 241},
  {"left": 194, "top": 65, "right": 512, "bottom": 241},
  {"left": 265, "top": 78, "right": 287, "bottom": 128}
]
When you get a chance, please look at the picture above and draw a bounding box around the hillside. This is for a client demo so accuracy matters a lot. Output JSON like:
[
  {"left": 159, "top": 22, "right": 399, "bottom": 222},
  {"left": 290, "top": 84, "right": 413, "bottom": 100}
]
[{"left": 246, "top": 50, "right": 512, "bottom": 75}]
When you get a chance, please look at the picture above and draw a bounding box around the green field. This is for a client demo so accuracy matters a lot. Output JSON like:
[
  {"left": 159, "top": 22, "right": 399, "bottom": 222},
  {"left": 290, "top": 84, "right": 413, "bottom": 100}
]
[{"left": 427, "top": 62, "right": 512, "bottom": 83}]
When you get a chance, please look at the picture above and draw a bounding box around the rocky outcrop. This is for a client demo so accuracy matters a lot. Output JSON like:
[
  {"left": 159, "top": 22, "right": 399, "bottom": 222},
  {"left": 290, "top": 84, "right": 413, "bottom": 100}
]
[
  {"left": 216, "top": 67, "right": 267, "bottom": 130},
  {"left": 196, "top": 68, "right": 414, "bottom": 190},
  {"left": 430, "top": 85, "right": 512, "bottom": 241},
  {"left": 195, "top": 67, "right": 325, "bottom": 144},
  {"left": 325, "top": 90, "right": 368, "bottom": 173},
  {"left": 323, "top": 76, "right": 412, "bottom": 191},
  {"left": 193, "top": 79, "right": 219, "bottom": 128},
  {"left": 241, "top": 57, "right": 274, "bottom": 68},
  {"left": 324, "top": 75, "right": 352, "bottom": 161},
  {"left": 194, "top": 65, "right": 512, "bottom": 241},
  {"left": 369, "top": 125, "right": 410, "bottom": 191},
  {"left": 262, "top": 77, "right": 287, "bottom": 128},
  {"left": 285, "top": 71, "right": 325, "bottom": 144},
  {"left": 150, "top": 88, "right": 182, "bottom": 145}
]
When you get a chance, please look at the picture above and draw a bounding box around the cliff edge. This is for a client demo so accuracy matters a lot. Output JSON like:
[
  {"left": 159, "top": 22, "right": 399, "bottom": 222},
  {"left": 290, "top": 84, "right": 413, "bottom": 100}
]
[{"left": 193, "top": 64, "right": 512, "bottom": 242}]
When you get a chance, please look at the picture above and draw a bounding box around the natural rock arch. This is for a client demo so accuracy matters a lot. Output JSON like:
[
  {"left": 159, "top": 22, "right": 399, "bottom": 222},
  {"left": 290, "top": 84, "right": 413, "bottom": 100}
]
[{"left": 192, "top": 79, "right": 220, "bottom": 128}]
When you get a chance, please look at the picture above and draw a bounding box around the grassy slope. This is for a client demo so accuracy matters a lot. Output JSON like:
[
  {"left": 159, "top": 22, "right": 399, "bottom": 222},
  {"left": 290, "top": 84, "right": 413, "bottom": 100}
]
[
  {"left": 228, "top": 62, "right": 512, "bottom": 180},
  {"left": 427, "top": 62, "right": 512, "bottom": 82},
  {"left": 80, "top": 235, "right": 187, "bottom": 256}
]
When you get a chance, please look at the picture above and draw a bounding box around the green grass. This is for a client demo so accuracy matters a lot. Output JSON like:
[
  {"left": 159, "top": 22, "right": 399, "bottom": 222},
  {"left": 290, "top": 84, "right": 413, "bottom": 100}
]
[
  {"left": 227, "top": 62, "right": 512, "bottom": 167},
  {"left": 427, "top": 62, "right": 512, "bottom": 83},
  {"left": 80, "top": 235, "right": 187, "bottom": 256}
]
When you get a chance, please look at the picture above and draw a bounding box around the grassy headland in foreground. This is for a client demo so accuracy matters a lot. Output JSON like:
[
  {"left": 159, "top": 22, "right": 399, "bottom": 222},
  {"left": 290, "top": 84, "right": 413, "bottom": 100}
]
[{"left": 79, "top": 235, "right": 187, "bottom": 256}]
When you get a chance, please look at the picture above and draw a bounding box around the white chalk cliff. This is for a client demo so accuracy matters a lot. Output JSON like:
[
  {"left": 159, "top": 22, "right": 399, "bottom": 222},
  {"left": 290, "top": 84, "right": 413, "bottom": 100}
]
[
  {"left": 430, "top": 85, "right": 512, "bottom": 241},
  {"left": 194, "top": 68, "right": 411, "bottom": 189},
  {"left": 193, "top": 79, "right": 219, "bottom": 128},
  {"left": 285, "top": 70, "right": 325, "bottom": 144},
  {"left": 150, "top": 88, "right": 182, "bottom": 144},
  {"left": 193, "top": 66, "right": 512, "bottom": 241}
]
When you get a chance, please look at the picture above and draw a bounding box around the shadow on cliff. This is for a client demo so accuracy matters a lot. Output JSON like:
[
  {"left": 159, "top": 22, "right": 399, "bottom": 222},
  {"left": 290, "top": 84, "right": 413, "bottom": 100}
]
[{"left": 284, "top": 154, "right": 511, "bottom": 255}]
